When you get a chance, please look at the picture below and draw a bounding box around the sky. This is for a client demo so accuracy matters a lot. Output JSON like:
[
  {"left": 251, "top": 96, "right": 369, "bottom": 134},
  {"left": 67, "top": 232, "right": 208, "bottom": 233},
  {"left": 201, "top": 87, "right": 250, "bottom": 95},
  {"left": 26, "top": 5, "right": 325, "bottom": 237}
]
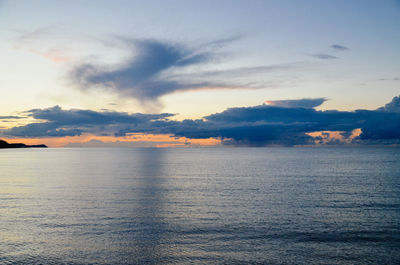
[{"left": 0, "top": 0, "right": 399, "bottom": 147}]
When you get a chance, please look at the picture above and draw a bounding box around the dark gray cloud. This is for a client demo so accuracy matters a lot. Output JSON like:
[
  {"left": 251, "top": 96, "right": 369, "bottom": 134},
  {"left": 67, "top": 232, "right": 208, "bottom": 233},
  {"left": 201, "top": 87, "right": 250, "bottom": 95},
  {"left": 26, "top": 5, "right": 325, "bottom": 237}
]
[
  {"left": 71, "top": 38, "right": 227, "bottom": 100},
  {"left": 28, "top": 105, "right": 173, "bottom": 125},
  {"left": 190, "top": 105, "right": 361, "bottom": 145},
  {"left": 313, "top": 53, "right": 337, "bottom": 60},
  {"left": 265, "top": 98, "right": 327, "bottom": 108},
  {"left": 2, "top": 96, "right": 400, "bottom": 146},
  {"left": 170, "top": 98, "right": 399, "bottom": 146},
  {"left": 3, "top": 106, "right": 173, "bottom": 137},
  {"left": 357, "top": 96, "right": 400, "bottom": 141},
  {"left": 6, "top": 122, "right": 83, "bottom": 137},
  {"left": 331, "top": 44, "right": 349, "bottom": 51},
  {"left": 0, "top": 116, "right": 24, "bottom": 120},
  {"left": 71, "top": 37, "right": 294, "bottom": 101},
  {"left": 310, "top": 44, "right": 348, "bottom": 60},
  {"left": 359, "top": 113, "right": 400, "bottom": 141}
]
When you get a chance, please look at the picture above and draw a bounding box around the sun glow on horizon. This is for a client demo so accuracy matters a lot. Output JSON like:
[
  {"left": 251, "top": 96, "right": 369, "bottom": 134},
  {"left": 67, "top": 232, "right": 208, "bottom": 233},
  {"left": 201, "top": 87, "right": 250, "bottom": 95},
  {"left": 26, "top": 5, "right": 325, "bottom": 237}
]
[{"left": 3, "top": 133, "right": 221, "bottom": 148}]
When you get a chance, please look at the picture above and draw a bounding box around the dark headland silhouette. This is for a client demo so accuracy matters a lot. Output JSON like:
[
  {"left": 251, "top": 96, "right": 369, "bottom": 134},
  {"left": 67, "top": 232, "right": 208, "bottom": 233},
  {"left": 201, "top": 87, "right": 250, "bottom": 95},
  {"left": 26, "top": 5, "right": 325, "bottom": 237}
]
[{"left": 0, "top": 139, "right": 47, "bottom": 149}]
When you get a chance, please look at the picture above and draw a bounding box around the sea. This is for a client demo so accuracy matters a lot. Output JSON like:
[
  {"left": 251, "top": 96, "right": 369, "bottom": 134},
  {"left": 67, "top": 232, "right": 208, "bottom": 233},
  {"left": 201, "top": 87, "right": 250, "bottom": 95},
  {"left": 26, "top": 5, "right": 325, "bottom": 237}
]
[{"left": 0, "top": 147, "right": 399, "bottom": 264}]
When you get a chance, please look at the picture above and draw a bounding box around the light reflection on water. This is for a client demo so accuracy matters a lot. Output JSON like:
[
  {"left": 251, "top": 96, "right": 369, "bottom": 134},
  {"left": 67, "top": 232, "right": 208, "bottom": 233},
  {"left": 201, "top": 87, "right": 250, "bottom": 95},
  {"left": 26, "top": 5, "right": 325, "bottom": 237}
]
[{"left": 1, "top": 147, "right": 400, "bottom": 264}]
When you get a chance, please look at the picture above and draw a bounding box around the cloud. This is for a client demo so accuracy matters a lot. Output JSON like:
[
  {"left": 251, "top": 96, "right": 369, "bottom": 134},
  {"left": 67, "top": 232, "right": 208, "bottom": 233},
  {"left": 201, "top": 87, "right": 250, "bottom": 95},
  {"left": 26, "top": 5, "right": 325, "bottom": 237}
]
[
  {"left": 27, "top": 105, "right": 173, "bottom": 125},
  {"left": 12, "top": 28, "right": 74, "bottom": 64},
  {"left": 0, "top": 116, "right": 24, "bottom": 120},
  {"left": 312, "top": 53, "right": 337, "bottom": 60},
  {"left": 2, "top": 96, "right": 400, "bottom": 146},
  {"left": 177, "top": 98, "right": 399, "bottom": 146},
  {"left": 188, "top": 105, "right": 361, "bottom": 146},
  {"left": 359, "top": 113, "right": 400, "bottom": 141},
  {"left": 168, "top": 64, "right": 295, "bottom": 89},
  {"left": 201, "top": 35, "right": 244, "bottom": 48},
  {"left": 378, "top": 77, "right": 400, "bottom": 81},
  {"left": 27, "top": 48, "right": 71, "bottom": 63},
  {"left": 265, "top": 98, "right": 327, "bottom": 108},
  {"left": 377, "top": 95, "right": 400, "bottom": 113},
  {"left": 13, "top": 28, "right": 53, "bottom": 46},
  {"left": 3, "top": 105, "right": 173, "bottom": 137},
  {"left": 331, "top": 44, "right": 349, "bottom": 51},
  {"left": 357, "top": 96, "right": 400, "bottom": 141},
  {"left": 5, "top": 122, "right": 83, "bottom": 137},
  {"left": 70, "top": 37, "right": 296, "bottom": 102},
  {"left": 71, "top": 38, "right": 224, "bottom": 100},
  {"left": 310, "top": 44, "right": 348, "bottom": 60}
]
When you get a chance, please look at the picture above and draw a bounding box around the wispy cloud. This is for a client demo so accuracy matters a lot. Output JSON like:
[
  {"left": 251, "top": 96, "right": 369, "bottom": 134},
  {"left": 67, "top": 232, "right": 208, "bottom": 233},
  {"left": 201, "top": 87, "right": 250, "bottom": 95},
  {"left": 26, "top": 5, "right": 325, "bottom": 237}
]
[
  {"left": 312, "top": 53, "right": 337, "bottom": 60},
  {"left": 378, "top": 77, "right": 400, "bottom": 81},
  {"left": 265, "top": 98, "right": 327, "bottom": 108},
  {"left": 310, "top": 44, "right": 349, "bottom": 60},
  {"left": 71, "top": 38, "right": 225, "bottom": 101},
  {"left": 12, "top": 27, "right": 73, "bottom": 63},
  {"left": 0, "top": 116, "right": 24, "bottom": 120},
  {"left": 331, "top": 44, "right": 349, "bottom": 51},
  {"left": 27, "top": 48, "right": 71, "bottom": 63},
  {"left": 70, "top": 37, "right": 298, "bottom": 102},
  {"left": 13, "top": 28, "right": 53, "bottom": 47}
]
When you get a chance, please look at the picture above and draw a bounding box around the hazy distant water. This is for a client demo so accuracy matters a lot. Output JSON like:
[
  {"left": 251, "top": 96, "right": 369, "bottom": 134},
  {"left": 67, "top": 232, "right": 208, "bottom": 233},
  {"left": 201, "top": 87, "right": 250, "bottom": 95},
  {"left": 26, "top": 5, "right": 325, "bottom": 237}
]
[{"left": 1, "top": 147, "right": 400, "bottom": 264}]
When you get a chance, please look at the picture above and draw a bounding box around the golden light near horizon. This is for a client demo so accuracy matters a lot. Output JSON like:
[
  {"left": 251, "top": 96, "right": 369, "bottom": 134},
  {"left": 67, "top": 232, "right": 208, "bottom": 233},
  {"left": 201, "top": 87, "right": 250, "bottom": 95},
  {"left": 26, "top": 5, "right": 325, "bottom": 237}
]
[{"left": 4, "top": 133, "right": 221, "bottom": 148}]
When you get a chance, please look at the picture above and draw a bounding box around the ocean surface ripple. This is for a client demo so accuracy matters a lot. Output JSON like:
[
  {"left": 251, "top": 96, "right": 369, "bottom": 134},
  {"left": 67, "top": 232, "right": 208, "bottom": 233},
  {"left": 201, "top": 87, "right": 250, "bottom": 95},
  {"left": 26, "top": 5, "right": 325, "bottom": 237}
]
[{"left": 1, "top": 147, "right": 399, "bottom": 264}]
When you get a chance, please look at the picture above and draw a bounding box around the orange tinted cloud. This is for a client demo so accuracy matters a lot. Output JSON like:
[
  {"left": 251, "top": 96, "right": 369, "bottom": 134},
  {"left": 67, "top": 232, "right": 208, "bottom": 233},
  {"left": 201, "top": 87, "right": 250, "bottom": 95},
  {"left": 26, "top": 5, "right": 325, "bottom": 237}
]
[
  {"left": 28, "top": 48, "right": 71, "bottom": 63},
  {"left": 307, "top": 128, "right": 362, "bottom": 144}
]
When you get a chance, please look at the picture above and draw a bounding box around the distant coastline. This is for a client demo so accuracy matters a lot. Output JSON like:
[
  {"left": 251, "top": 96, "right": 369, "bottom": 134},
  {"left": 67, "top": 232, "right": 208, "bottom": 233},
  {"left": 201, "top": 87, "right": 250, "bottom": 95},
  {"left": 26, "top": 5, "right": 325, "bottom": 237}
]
[{"left": 0, "top": 139, "right": 47, "bottom": 149}]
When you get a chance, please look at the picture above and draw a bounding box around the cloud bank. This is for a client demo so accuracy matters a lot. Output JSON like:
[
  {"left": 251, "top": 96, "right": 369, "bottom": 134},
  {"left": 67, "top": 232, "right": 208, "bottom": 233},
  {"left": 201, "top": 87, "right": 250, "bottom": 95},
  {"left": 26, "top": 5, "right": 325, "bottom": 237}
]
[
  {"left": 2, "top": 96, "right": 400, "bottom": 146},
  {"left": 4, "top": 106, "right": 173, "bottom": 137}
]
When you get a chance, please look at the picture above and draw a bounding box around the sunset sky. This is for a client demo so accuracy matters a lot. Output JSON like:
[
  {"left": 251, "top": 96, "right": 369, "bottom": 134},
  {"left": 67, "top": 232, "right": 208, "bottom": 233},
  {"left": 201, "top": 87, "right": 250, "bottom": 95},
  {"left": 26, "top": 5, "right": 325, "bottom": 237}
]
[{"left": 0, "top": 0, "right": 399, "bottom": 147}]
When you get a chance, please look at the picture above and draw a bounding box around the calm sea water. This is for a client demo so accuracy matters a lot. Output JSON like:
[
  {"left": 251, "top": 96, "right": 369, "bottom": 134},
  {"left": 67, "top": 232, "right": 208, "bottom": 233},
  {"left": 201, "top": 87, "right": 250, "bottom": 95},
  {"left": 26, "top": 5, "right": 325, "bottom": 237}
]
[{"left": 0, "top": 147, "right": 400, "bottom": 264}]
